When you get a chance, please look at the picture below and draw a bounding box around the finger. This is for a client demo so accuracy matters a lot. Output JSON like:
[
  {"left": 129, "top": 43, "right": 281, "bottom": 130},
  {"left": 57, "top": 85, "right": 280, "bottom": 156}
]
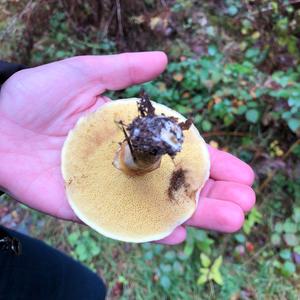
[
  {"left": 208, "top": 145, "right": 255, "bottom": 185},
  {"left": 185, "top": 197, "right": 245, "bottom": 233},
  {"left": 155, "top": 226, "right": 187, "bottom": 245},
  {"left": 82, "top": 95, "right": 111, "bottom": 115},
  {"left": 200, "top": 179, "right": 256, "bottom": 212},
  {"left": 64, "top": 51, "right": 168, "bottom": 90}
]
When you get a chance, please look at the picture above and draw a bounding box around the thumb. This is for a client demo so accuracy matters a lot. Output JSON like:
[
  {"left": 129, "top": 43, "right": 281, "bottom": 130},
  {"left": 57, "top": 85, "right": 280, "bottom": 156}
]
[{"left": 61, "top": 51, "right": 168, "bottom": 91}]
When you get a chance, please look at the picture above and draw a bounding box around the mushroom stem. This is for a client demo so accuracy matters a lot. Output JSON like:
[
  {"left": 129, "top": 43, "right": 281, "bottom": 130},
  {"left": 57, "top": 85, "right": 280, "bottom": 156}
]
[
  {"left": 113, "top": 114, "right": 186, "bottom": 176},
  {"left": 113, "top": 93, "right": 192, "bottom": 176},
  {"left": 113, "top": 142, "right": 162, "bottom": 176}
]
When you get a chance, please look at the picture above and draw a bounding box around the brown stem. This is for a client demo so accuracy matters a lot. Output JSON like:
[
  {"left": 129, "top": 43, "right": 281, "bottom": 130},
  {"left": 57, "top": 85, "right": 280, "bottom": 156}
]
[
  {"left": 113, "top": 94, "right": 186, "bottom": 176},
  {"left": 115, "top": 0, "right": 124, "bottom": 38},
  {"left": 258, "top": 139, "right": 300, "bottom": 193},
  {"left": 202, "top": 131, "right": 251, "bottom": 137},
  {"left": 113, "top": 142, "right": 162, "bottom": 176}
]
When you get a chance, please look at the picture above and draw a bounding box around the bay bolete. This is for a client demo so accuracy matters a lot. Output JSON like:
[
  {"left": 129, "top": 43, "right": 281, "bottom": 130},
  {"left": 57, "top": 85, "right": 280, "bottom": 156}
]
[{"left": 61, "top": 94, "right": 210, "bottom": 242}]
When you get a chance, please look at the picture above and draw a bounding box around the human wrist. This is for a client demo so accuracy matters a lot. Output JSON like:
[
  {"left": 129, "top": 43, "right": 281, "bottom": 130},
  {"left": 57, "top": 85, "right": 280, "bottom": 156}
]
[{"left": 0, "top": 61, "right": 28, "bottom": 189}]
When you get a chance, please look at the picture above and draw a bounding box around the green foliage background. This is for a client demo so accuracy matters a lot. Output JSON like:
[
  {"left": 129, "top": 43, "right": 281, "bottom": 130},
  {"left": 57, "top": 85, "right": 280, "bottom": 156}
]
[{"left": 1, "top": 0, "right": 300, "bottom": 299}]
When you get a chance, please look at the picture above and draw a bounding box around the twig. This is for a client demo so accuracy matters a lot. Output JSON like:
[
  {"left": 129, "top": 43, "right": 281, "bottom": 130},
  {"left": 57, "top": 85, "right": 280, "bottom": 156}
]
[
  {"left": 218, "top": 235, "right": 231, "bottom": 254},
  {"left": 243, "top": 243, "right": 270, "bottom": 266},
  {"left": 101, "top": 4, "right": 117, "bottom": 39},
  {"left": 61, "top": 0, "right": 82, "bottom": 36},
  {"left": 258, "top": 170, "right": 275, "bottom": 194},
  {"left": 115, "top": 0, "right": 124, "bottom": 38},
  {"left": 160, "top": 0, "right": 167, "bottom": 7},
  {"left": 202, "top": 131, "right": 250, "bottom": 138},
  {"left": 209, "top": 280, "right": 215, "bottom": 299},
  {"left": 249, "top": 147, "right": 264, "bottom": 165},
  {"left": 258, "top": 139, "right": 300, "bottom": 193}
]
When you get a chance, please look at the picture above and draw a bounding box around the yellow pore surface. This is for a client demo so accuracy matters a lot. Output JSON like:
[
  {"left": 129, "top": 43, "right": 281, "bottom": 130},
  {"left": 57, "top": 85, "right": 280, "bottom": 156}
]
[{"left": 61, "top": 98, "right": 210, "bottom": 242}]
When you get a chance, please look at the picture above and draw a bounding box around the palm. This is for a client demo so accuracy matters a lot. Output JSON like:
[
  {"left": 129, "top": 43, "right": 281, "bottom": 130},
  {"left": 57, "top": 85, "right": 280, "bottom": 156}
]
[
  {"left": 0, "top": 58, "right": 112, "bottom": 220},
  {"left": 0, "top": 53, "right": 255, "bottom": 244}
]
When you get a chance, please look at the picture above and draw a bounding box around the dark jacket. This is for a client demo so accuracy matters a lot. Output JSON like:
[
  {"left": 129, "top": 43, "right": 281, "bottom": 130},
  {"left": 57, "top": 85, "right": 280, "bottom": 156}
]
[{"left": 0, "top": 60, "right": 27, "bottom": 85}]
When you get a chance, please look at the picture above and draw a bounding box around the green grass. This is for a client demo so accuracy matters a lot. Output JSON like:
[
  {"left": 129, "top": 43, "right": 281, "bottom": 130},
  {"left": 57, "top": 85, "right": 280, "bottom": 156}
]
[{"left": 2, "top": 193, "right": 299, "bottom": 299}]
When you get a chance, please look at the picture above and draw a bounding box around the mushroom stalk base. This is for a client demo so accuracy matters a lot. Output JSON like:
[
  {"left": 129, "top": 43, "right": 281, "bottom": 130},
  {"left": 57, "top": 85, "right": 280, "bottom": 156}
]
[{"left": 113, "top": 142, "right": 162, "bottom": 176}]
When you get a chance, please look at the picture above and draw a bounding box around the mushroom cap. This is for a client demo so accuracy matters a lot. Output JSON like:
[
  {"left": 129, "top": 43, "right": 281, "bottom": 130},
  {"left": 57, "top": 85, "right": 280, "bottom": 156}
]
[{"left": 61, "top": 98, "right": 210, "bottom": 242}]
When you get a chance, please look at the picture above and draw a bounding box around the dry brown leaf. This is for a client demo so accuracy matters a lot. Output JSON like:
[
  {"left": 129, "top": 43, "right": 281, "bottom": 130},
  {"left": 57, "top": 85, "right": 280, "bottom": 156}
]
[
  {"left": 182, "top": 92, "right": 190, "bottom": 98},
  {"left": 173, "top": 73, "right": 184, "bottom": 82},
  {"left": 157, "top": 82, "right": 167, "bottom": 92},
  {"left": 209, "top": 140, "right": 219, "bottom": 149},
  {"left": 213, "top": 96, "right": 222, "bottom": 104},
  {"left": 130, "top": 15, "right": 145, "bottom": 24}
]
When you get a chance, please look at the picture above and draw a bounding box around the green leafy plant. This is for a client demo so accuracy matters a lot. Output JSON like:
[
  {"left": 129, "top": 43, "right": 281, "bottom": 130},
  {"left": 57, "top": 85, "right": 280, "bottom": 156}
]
[
  {"left": 243, "top": 207, "right": 263, "bottom": 235},
  {"left": 183, "top": 228, "right": 215, "bottom": 257},
  {"left": 67, "top": 229, "right": 101, "bottom": 268},
  {"left": 123, "top": 47, "right": 300, "bottom": 135},
  {"left": 141, "top": 243, "right": 187, "bottom": 292},
  {"left": 271, "top": 207, "right": 300, "bottom": 277},
  {"left": 197, "top": 254, "right": 223, "bottom": 286}
]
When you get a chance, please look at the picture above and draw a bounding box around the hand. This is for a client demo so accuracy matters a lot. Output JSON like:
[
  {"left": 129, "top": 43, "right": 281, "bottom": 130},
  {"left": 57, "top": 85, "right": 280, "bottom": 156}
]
[
  {"left": 0, "top": 52, "right": 167, "bottom": 221},
  {"left": 159, "top": 145, "right": 256, "bottom": 244},
  {"left": 0, "top": 52, "right": 255, "bottom": 244}
]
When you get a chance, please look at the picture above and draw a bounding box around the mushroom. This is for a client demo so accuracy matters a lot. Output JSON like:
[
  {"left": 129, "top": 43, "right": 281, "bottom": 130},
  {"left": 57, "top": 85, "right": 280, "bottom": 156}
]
[{"left": 61, "top": 95, "right": 210, "bottom": 243}]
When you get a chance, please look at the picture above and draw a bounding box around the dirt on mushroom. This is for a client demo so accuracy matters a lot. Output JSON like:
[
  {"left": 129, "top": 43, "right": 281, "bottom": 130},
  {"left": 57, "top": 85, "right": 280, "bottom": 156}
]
[{"left": 168, "top": 168, "right": 187, "bottom": 201}]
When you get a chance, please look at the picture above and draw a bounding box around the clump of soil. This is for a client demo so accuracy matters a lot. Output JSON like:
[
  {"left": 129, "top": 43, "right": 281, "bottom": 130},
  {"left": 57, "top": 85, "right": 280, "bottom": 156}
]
[{"left": 168, "top": 168, "right": 187, "bottom": 201}]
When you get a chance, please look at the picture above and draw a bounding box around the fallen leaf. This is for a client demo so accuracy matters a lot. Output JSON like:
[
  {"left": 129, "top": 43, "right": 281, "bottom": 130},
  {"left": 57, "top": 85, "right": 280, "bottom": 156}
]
[
  {"left": 246, "top": 242, "right": 254, "bottom": 253},
  {"left": 250, "top": 87, "right": 257, "bottom": 98},
  {"left": 207, "top": 100, "right": 214, "bottom": 110},
  {"left": 230, "top": 292, "right": 240, "bottom": 300},
  {"left": 130, "top": 15, "right": 145, "bottom": 24},
  {"left": 221, "top": 146, "right": 229, "bottom": 152},
  {"left": 173, "top": 73, "right": 184, "bottom": 82},
  {"left": 152, "top": 273, "right": 159, "bottom": 282},
  {"left": 11, "top": 210, "right": 19, "bottom": 221},
  {"left": 182, "top": 92, "right": 190, "bottom": 98},
  {"left": 234, "top": 245, "right": 246, "bottom": 257},
  {"left": 232, "top": 99, "right": 242, "bottom": 107},
  {"left": 209, "top": 140, "right": 219, "bottom": 149},
  {"left": 213, "top": 96, "right": 222, "bottom": 104},
  {"left": 251, "top": 31, "right": 261, "bottom": 39},
  {"left": 0, "top": 206, "right": 8, "bottom": 218},
  {"left": 149, "top": 16, "right": 168, "bottom": 30},
  {"left": 112, "top": 281, "right": 123, "bottom": 297},
  {"left": 157, "top": 82, "right": 167, "bottom": 92},
  {"left": 150, "top": 16, "right": 161, "bottom": 30}
]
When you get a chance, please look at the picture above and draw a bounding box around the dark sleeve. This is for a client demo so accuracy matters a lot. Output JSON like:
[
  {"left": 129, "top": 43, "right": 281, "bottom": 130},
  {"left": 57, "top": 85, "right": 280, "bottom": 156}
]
[
  {"left": 0, "top": 226, "right": 107, "bottom": 299},
  {"left": 0, "top": 61, "right": 28, "bottom": 85}
]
